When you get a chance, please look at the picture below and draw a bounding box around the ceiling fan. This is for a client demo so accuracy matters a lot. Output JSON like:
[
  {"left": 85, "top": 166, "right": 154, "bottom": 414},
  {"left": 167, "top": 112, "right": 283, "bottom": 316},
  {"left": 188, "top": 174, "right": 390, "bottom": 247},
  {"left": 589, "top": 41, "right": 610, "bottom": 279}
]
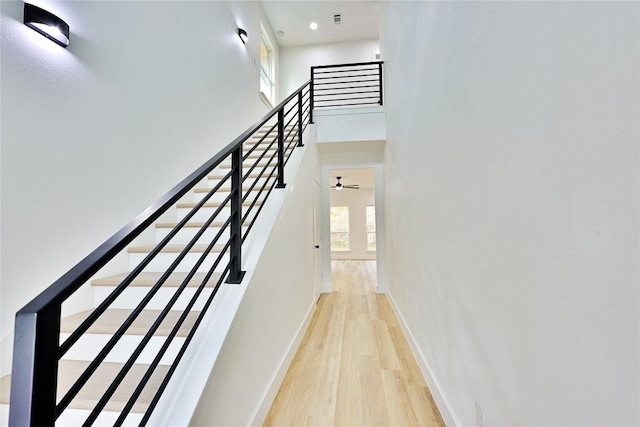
[{"left": 331, "top": 176, "right": 359, "bottom": 191}]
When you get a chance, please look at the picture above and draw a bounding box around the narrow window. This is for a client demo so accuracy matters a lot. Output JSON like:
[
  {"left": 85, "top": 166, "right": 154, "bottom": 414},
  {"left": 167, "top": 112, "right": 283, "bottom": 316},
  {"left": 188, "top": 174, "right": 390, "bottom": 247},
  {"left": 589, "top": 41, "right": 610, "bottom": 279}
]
[
  {"left": 366, "top": 205, "right": 376, "bottom": 251},
  {"left": 259, "top": 25, "right": 275, "bottom": 106},
  {"left": 330, "top": 206, "right": 350, "bottom": 251}
]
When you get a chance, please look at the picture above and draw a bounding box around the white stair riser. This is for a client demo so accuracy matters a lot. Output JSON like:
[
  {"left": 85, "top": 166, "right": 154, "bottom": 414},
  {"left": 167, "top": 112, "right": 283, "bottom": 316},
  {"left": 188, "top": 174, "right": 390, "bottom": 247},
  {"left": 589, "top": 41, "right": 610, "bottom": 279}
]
[
  {"left": 94, "top": 286, "right": 216, "bottom": 311},
  {"left": 128, "top": 251, "right": 230, "bottom": 273},
  {"left": 60, "top": 334, "right": 185, "bottom": 366}
]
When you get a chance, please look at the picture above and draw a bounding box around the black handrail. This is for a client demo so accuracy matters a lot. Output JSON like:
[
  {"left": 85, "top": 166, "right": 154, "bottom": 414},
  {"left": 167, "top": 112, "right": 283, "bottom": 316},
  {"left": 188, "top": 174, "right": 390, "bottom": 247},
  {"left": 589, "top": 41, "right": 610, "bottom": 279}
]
[{"left": 8, "top": 60, "right": 382, "bottom": 427}]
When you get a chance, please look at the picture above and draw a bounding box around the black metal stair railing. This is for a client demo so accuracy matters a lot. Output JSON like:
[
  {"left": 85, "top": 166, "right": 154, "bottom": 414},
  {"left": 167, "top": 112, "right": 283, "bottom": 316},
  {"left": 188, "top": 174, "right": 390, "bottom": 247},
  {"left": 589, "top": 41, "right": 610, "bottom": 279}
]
[
  {"left": 309, "top": 60, "right": 384, "bottom": 122},
  {"left": 8, "top": 60, "right": 382, "bottom": 427},
  {"left": 8, "top": 80, "right": 311, "bottom": 427}
]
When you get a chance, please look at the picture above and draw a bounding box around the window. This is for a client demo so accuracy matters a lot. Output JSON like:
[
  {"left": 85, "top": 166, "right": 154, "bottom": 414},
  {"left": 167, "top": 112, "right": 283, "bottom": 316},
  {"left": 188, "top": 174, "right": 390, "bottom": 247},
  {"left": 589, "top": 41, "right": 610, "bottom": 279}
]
[
  {"left": 366, "top": 205, "right": 376, "bottom": 251},
  {"left": 330, "top": 206, "right": 350, "bottom": 251},
  {"left": 259, "top": 25, "right": 275, "bottom": 106}
]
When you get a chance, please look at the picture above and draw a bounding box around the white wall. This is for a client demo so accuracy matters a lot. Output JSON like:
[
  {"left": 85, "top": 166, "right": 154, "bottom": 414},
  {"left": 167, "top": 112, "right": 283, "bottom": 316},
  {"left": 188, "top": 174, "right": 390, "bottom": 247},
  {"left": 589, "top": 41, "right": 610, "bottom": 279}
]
[
  {"left": 382, "top": 2, "right": 639, "bottom": 426},
  {"left": 278, "top": 39, "right": 379, "bottom": 101},
  {"left": 330, "top": 187, "right": 375, "bottom": 260},
  {"left": 315, "top": 107, "right": 386, "bottom": 144},
  {"left": 189, "top": 128, "right": 318, "bottom": 427},
  {"left": 0, "top": 0, "right": 278, "bottom": 374}
]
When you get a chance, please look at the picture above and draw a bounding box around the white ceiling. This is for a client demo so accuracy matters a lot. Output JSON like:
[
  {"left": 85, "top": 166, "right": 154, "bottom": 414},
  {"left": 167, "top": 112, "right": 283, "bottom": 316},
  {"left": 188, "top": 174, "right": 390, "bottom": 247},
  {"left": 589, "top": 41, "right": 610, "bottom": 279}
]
[
  {"left": 330, "top": 168, "right": 375, "bottom": 190},
  {"left": 261, "top": 1, "right": 380, "bottom": 48}
]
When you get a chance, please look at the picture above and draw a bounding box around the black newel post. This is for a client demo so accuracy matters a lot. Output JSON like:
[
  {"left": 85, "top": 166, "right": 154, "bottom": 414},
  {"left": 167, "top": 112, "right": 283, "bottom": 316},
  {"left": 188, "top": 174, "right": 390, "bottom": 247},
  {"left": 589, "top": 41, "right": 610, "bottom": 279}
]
[
  {"left": 309, "top": 68, "right": 315, "bottom": 124},
  {"left": 276, "top": 109, "right": 286, "bottom": 189},
  {"left": 297, "top": 91, "right": 304, "bottom": 147},
  {"left": 226, "top": 145, "right": 245, "bottom": 284},
  {"left": 9, "top": 305, "right": 61, "bottom": 427},
  {"left": 378, "top": 62, "right": 384, "bottom": 105}
]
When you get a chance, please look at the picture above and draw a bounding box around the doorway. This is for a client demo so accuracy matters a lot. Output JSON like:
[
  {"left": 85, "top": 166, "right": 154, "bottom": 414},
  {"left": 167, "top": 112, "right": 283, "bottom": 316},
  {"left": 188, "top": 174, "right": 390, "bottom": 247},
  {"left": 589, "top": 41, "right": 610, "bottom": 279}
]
[{"left": 328, "top": 168, "right": 377, "bottom": 263}]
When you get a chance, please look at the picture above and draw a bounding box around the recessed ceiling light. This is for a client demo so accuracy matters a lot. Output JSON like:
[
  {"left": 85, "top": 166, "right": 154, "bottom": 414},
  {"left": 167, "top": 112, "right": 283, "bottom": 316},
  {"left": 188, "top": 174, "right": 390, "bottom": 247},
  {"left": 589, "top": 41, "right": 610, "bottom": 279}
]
[
  {"left": 277, "top": 30, "right": 285, "bottom": 37},
  {"left": 309, "top": 22, "right": 318, "bottom": 30}
]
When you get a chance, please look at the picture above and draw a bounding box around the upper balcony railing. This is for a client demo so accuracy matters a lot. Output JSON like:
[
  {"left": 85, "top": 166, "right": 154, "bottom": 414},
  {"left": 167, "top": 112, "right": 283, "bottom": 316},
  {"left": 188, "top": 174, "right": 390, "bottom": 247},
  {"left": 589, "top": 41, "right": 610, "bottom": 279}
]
[
  {"left": 310, "top": 61, "right": 384, "bottom": 122},
  {"left": 8, "top": 61, "right": 382, "bottom": 427}
]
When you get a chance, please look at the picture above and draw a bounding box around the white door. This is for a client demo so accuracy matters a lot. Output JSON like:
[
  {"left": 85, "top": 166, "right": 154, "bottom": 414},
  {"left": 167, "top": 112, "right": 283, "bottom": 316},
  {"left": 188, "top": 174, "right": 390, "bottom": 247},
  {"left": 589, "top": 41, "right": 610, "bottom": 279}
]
[{"left": 313, "top": 181, "right": 322, "bottom": 302}]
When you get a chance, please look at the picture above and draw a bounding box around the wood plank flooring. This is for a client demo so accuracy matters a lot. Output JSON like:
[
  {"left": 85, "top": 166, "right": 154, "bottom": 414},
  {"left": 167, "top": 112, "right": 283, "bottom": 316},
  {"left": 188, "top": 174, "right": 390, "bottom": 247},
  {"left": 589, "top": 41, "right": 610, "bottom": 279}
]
[{"left": 264, "top": 260, "right": 444, "bottom": 426}]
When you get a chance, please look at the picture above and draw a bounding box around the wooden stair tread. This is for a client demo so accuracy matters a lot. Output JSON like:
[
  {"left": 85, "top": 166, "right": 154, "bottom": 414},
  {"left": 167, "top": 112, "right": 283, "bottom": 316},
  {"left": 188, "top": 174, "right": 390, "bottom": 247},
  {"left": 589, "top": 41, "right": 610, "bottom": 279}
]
[
  {"left": 60, "top": 308, "right": 199, "bottom": 337},
  {"left": 127, "top": 244, "right": 227, "bottom": 254},
  {"left": 0, "top": 360, "right": 169, "bottom": 413},
  {"left": 92, "top": 272, "right": 220, "bottom": 288}
]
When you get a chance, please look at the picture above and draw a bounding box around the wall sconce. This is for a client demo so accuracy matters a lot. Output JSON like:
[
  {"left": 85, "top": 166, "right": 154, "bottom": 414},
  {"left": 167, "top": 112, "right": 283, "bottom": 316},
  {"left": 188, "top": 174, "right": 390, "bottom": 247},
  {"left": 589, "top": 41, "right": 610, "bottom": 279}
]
[
  {"left": 24, "top": 3, "right": 70, "bottom": 47},
  {"left": 237, "top": 28, "right": 248, "bottom": 44}
]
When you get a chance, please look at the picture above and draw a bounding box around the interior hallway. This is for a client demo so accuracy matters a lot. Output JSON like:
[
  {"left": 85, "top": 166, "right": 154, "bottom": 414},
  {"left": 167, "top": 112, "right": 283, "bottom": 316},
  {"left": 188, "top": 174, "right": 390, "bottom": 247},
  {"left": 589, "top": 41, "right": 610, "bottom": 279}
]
[{"left": 264, "top": 260, "right": 444, "bottom": 426}]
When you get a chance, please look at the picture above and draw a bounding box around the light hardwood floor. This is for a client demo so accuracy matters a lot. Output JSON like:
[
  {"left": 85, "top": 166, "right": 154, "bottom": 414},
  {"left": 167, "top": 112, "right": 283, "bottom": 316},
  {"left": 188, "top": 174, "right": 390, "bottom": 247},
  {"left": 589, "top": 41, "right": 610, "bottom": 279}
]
[{"left": 264, "top": 260, "right": 444, "bottom": 426}]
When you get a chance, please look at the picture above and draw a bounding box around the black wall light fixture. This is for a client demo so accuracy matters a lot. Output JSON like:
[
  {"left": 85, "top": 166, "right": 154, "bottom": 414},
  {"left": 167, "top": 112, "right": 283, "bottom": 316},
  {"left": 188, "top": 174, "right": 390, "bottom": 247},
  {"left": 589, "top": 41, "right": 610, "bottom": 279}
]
[
  {"left": 237, "top": 28, "right": 248, "bottom": 44},
  {"left": 24, "top": 3, "right": 70, "bottom": 47}
]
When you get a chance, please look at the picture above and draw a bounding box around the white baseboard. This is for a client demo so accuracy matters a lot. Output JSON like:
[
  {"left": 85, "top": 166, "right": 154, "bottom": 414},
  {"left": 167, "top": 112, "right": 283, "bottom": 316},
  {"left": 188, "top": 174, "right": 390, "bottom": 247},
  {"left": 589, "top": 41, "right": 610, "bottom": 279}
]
[
  {"left": 386, "top": 291, "right": 460, "bottom": 427},
  {"left": 250, "top": 298, "right": 317, "bottom": 426}
]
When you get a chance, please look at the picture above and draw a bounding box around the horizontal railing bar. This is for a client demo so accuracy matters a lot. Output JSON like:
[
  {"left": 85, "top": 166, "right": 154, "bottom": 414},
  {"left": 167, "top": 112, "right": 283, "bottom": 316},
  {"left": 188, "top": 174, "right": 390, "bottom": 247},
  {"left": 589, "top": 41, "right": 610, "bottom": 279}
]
[
  {"left": 243, "top": 139, "right": 278, "bottom": 181},
  {"left": 313, "top": 73, "right": 379, "bottom": 80},
  {"left": 243, "top": 113, "right": 310, "bottom": 240},
  {"left": 311, "top": 60, "right": 383, "bottom": 70},
  {"left": 284, "top": 113, "right": 298, "bottom": 135},
  {"left": 84, "top": 219, "right": 233, "bottom": 425},
  {"left": 314, "top": 90, "right": 380, "bottom": 97},
  {"left": 243, "top": 132, "right": 283, "bottom": 179},
  {"left": 139, "top": 261, "right": 231, "bottom": 427},
  {"left": 242, "top": 156, "right": 277, "bottom": 204},
  {"left": 55, "top": 193, "right": 233, "bottom": 416},
  {"left": 244, "top": 133, "right": 278, "bottom": 161},
  {"left": 58, "top": 171, "right": 233, "bottom": 357},
  {"left": 283, "top": 136, "right": 298, "bottom": 167},
  {"left": 283, "top": 101, "right": 298, "bottom": 119},
  {"left": 244, "top": 132, "right": 296, "bottom": 238},
  {"left": 313, "top": 85, "right": 379, "bottom": 91},
  {"left": 314, "top": 79, "right": 379, "bottom": 86},
  {"left": 315, "top": 101, "right": 380, "bottom": 108},
  {"left": 112, "top": 234, "right": 230, "bottom": 426},
  {"left": 313, "top": 68, "right": 378, "bottom": 76},
  {"left": 242, "top": 168, "right": 278, "bottom": 240},
  {"left": 242, "top": 123, "right": 278, "bottom": 160},
  {"left": 316, "top": 95, "right": 380, "bottom": 101},
  {"left": 284, "top": 124, "right": 298, "bottom": 147}
]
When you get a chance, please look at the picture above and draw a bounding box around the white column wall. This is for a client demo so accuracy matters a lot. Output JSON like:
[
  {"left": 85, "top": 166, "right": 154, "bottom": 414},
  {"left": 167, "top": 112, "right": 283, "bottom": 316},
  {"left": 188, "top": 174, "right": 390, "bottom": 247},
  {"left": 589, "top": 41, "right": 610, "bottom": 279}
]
[
  {"left": 0, "top": 0, "right": 278, "bottom": 374},
  {"left": 382, "top": 2, "right": 638, "bottom": 426}
]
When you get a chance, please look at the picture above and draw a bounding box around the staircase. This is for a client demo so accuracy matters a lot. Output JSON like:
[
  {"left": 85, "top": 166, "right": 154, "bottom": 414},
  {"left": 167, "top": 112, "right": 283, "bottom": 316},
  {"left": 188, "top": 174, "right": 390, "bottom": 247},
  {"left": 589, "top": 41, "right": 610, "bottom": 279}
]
[
  {"left": 2, "top": 61, "right": 384, "bottom": 427},
  {"left": 0, "top": 118, "right": 305, "bottom": 426}
]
